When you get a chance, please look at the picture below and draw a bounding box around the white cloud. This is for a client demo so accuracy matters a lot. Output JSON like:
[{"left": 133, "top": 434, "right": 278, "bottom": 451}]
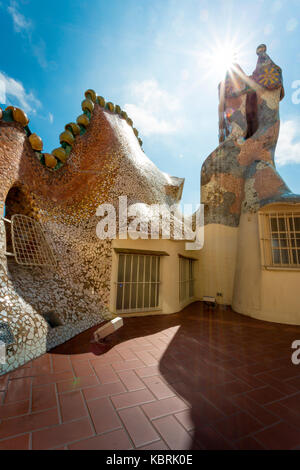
[
  {"left": 286, "top": 18, "right": 298, "bottom": 32},
  {"left": 276, "top": 120, "right": 300, "bottom": 166},
  {"left": 49, "top": 112, "right": 54, "bottom": 124},
  {"left": 124, "top": 80, "right": 182, "bottom": 137},
  {"left": 7, "top": 0, "right": 31, "bottom": 33},
  {"left": 0, "top": 72, "right": 41, "bottom": 114},
  {"left": 6, "top": 1, "right": 52, "bottom": 69}
]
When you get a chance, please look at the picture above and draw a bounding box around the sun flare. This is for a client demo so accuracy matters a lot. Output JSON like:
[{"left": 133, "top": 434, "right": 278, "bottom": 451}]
[{"left": 199, "top": 37, "right": 246, "bottom": 83}]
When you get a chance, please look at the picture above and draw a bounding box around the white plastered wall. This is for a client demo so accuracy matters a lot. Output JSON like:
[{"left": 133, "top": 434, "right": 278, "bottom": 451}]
[
  {"left": 233, "top": 205, "right": 300, "bottom": 325},
  {"left": 109, "top": 237, "right": 200, "bottom": 317}
]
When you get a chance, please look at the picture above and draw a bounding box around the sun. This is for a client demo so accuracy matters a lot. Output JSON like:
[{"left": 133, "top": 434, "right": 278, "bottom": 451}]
[
  {"left": 208, "top": 41, "right": 240, "bottom": 81},
  {"left": 198, "top": 37, "right": 246, "bottom": 84}
]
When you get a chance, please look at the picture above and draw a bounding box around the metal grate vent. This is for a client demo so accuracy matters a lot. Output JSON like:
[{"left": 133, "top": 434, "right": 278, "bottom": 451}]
[{"left": 11, "top": 214, "right": 57, "bottom": 267}]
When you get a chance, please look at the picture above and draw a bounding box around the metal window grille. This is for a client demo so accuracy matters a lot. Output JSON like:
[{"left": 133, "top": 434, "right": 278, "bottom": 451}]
[
  {"left": 116, "top": 254, "right": 161, "bottom": 313},
  {"left": 258, "top": 212, "right": 300, "bottom": 268},
  {"left": 8, "top": 214, "right": 57, "bottom": 268},
  {"left": 179, "top": 257, "right": 195, "bottom": 303}
]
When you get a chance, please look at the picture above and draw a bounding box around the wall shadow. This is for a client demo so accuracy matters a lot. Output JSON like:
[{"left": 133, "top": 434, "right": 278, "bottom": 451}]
[{"left": 52, "top": 302, "right": 254, "bottom": 450}]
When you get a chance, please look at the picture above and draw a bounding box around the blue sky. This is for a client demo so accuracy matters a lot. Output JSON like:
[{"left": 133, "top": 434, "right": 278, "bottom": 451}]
[{"left": 0, "top": 0, "right": 300, "bottom": 207}]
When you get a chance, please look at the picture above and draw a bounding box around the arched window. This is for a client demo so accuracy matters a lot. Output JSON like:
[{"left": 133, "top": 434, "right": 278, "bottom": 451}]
[{"left": 2, "top": 186, "right": 56, "bottom": 268}]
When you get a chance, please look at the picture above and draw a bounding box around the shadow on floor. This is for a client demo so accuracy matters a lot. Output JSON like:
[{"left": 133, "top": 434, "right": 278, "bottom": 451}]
[{"left": 52, "top": 301, "right": 300, "bottom": 449}]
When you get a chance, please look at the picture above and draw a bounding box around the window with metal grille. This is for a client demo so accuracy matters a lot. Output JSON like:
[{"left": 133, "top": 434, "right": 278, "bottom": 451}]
[
  {"left": 179, "top": 257, "right": 195, "bottom": 303},
  {"left": 259, "top": 212, "right": 300, "bottom": 268},
  {"left": 2, "top": 214, "right": 56, "bottom": 268},
  {"left": 116, "top": 254, "right": 161, "bottom": 313}
]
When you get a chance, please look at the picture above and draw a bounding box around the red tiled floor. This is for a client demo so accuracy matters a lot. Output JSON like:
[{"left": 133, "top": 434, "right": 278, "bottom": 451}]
[
  {"left": 152, "top": 415, "right": 193, "bottom": 450},
  {"left": 212, "top": 412, "right": 263, "bottom": 441},
  {"left": 142, "top": 376, "right": 175, "bottom": 400},
  {"left": 59, "top": 390, "right": 87, "bottom": 422},
  {"left": 254, "top": 421, "right": 300, "bottom": 450},
  {"left": 4, "top": 377, "right": 32, "bottom": 403},
  {"left": 93, "top": 364, "right": 119, "bottom": 384},
  {"left": 275, "top": 393, "right": 300, "bottom": 415},
  {"left": 118, "top": 369, "right": 146, "bottom": 391},
  {"left": 0, "top": 399, "right": 30, "bottom": 419},
  {"left": 87, "top": 397, "right": 121, "bottom": 434},
  {"left": 83, "top": 381, "right": 126, "bottom": 401},
  {"left": 32, "top": 384, "right": 57, "bottom": 412},
  {"left": 139, "top": 440, "right": 169, "bottom": 450},
  {"left": 0, "top": 302, "right": 300, "bottom": 450},
  {"left": 0, "top": 408, "right": 59, "bottom": 439},
  {"left": 118, "top": 406, "right": 159, "bottom": 447},
  {"left": 142, "top": 396, "right": 189, "bottom": 420},
  {"left": 32, "top": 370, "right": 74, "bottom": 387},
  {"left": 111, "top": 389, "right": 155, "bottom": 410},
  {"left": 57, "top": 375, "right": 99, "bottom": 394},
  {"left": 245, "top": 386, "right": 285, "bottom": 405},
  {"left": 234, "top": 436, "right": 265, "bottom": 450},
  {"left": 32, "top": 417, "right": 94, "bottom": 450},
  {"left": 0, "top": 434, "right": 30, "bottom": 450},
  {"left": 68, "top": 429, "right": 133, "bottom": 450},
  {"left": 193, "top": 425, "right": 234, "bottom": 450}
]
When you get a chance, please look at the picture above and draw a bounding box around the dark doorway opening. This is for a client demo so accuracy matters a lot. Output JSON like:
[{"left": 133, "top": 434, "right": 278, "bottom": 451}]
[{"left": 245, "top": 91, "right": 258, "bottom": 139}]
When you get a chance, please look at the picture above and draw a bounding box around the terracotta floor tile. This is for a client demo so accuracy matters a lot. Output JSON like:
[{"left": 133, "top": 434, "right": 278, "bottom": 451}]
[
  {"left": 270, "top": 366, "right": 300, "bottom": 381},
  {"left": 68, "top": 429, "right": 133, "bottom": 450},
  {"left": 142, "top": 396, "right": 189, "bottom": 420},
  {"left": 93, "top": 364, "right": 119, "bottom": 384},
  {"left": 286, "top": 376, "right": 300, "bottom": 389},
  {"left": 254, "top": 421, "right": 300, "bottom": 450},
  {"left": 257, "top": 372, "right": 298, "bottom": 395},
  {"left": 32, "top": 417, "right": 94, "bottom": 450},
  {"left": 83, "top": 381, "right": 126, "bottom": 401},
  {"left": 112, "top": 389, "right": 155, "bottom": 410},
  {"left": 0, "top": 399, "right": 30, "bottom": 419},
  {"left": 118, "top": 406, "right": 159, "bottom": 447},
  {"left": 231, "top": 394, "right": 279, "bottom": 426},
  {"left": 135, "top": 365, "right": 160, "bottom": 378},
  {"left": 0, "top": 374, "right": 9, "bottom": 391},
  {"left": 57, "top": 375, "right": 99, "bottom": 394},
  {"left": 117, "top": 349, "right": 138, "bottom": 361},
  {"left": 213, "top": 412, "right": 263, "bottom": 441},
  {"left": 4, "top": 377, "right": 32, "bottom": 403},
  {"left": 118, "top": 370, "right": 146, "bottom": 392},
  {"left": 0, "top": 408, "right": 59, "bottom": 439},
  {"left": 245, "top": 386, "right": 285, "bottom": 405},
  {"left": 134, "top": 350, "right": 158, "bottom": 366},
  {"left": 174, "top": 410, "right": 194, "bottom": 432},
  {"left": 59, "top": 390, "right": 87, "bottom": 422},
  {"left": 193, "top": 425, "right": 233, "bottom": 450},
  {"left": 32, "top": 370, "right": 74, "bottom": 387},
  {"left": 265, "top": 402, "right": 300, "bottom": 428},
  {"left": 198, "top": 387, "right": 239, "bottom": 416},
  {"left": 142, "top": 376, "right": 175, "bottom": 400},
  {"left": 87, "top": 396, "right": 121, "bottom": 434},
  {"left": 112, "top": 359, "right": 145, "bottom": 372},
  {"left": 2, "top": 302, "right": 300, "bottom": 450},
  {"left": 32, "top": 383, "right": 57, "bottom": 412},
  {"left": 153, "top": 415, "right": 193, "bottom": 450},
  {"left": 138, "top": 440, "right": 169, "bottom": 450},
  {"left": 9, "top": 364, "right": 51, "bottom": 379},
  {"left": 51, "top": 355, "right": 72, "bottom": 373},
  {"left": 276, "top": 393, "right": 300, "bottom": 414},
  {"left": 0, "top": 434, "right": 30, "bottom": 450},
  {"left": 72, "top": 360, "right": 95, "bottom": 378},
  {"left": 215, "top": 379, "right": 253, "bottom": 396},
  {"left": 234, "top": 436, "right": 265, "bottom": 450}
]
